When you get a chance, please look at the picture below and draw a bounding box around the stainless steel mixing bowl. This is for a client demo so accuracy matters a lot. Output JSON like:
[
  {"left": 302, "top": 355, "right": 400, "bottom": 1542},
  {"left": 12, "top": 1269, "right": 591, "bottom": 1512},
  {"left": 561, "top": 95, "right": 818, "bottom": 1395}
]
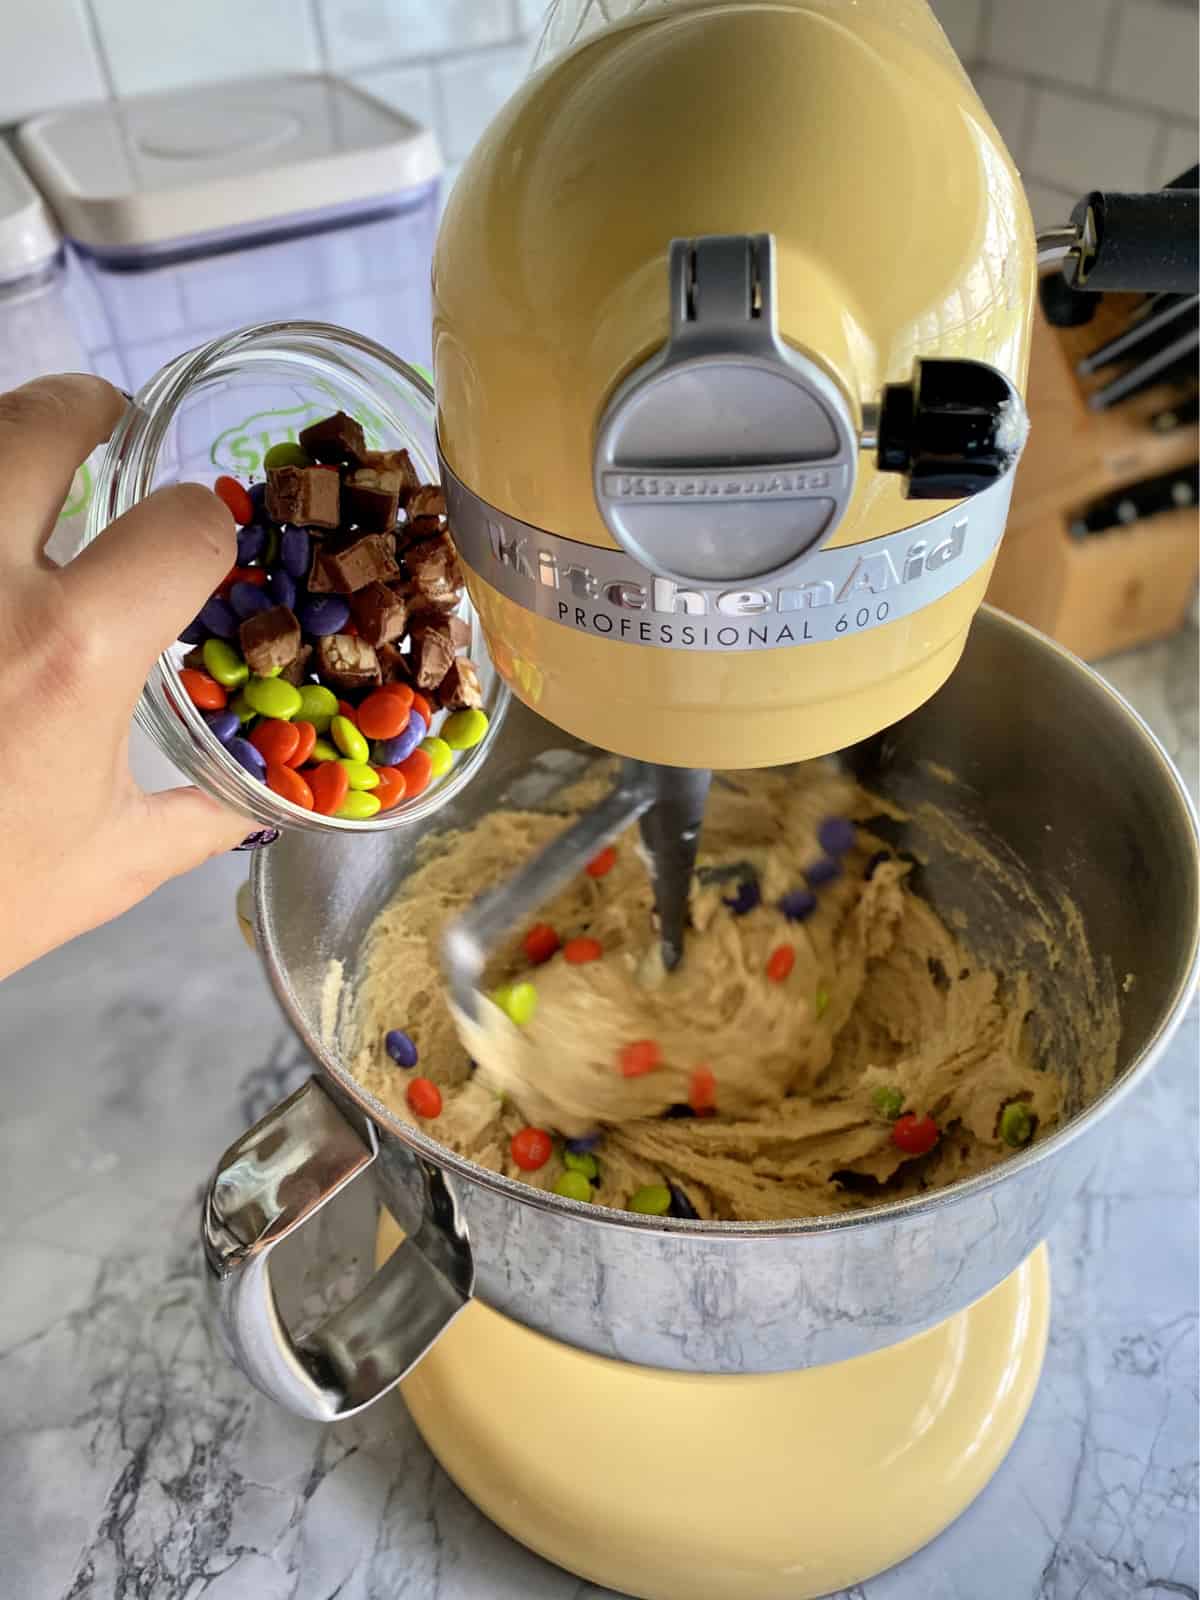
[{"left": 203, "top": 608, "right": 1199, "bottom": 1420}]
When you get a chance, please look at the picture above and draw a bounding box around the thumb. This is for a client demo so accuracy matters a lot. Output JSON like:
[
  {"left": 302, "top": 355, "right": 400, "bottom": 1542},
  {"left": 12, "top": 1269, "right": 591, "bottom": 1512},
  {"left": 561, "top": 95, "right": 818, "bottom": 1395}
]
[{"left": 135, "top": 785, "right": 256, "bottom": 885}]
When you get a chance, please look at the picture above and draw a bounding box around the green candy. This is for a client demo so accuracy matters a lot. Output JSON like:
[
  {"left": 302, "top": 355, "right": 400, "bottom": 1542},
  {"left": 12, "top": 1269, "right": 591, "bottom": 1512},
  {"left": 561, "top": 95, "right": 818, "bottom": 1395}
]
[
  {"left": 554, "top": 1170, "right": 593, "bottom": 1203},
  {"left": 871, "top": 1084, "right": 905, "bottom": 1121},
  {"left": 296, "top": 684, "right": 338, "bottom": 733},
  {"left": 999, "top": 1102, "right": 1035, "bottom": 1148},
  {"left": 442, "top": 708, "right": 489, "bottom": 751},
  {"left": 339, "top": 759, "right": 380, "bottom": 791},
  {"left": 629, "top": 1184, "right": 671, "bottom": 1216},
  {"left": 228, "top": 690, "right": 257, "bottom": 726},
  {"left": 420, "top": 735, "right": 454, "bottom": 778},
  {"left": 244, "top": 675, "right": 302, "bottom": 720},
  {"left": 336, "top": 790, "right": 382, "bottom": 821},
  {"left": 562, "top": 1150, "right": 599, "bottom": 1180},
  {"left": 309, "top": 737, "right": 339, "bottom": 763},
  {"left": 330, "top": 714, "right": 369, "bottom": 763},
  {"left": 201, "top": 637, "right": 248, "bottom": 689},
  {"left": 263, "top": 441, "right": 312, "bottom": 470},
  {"left": 492, "top": 980, "right": 537, "bottom": 1026},
  {"left": 815, "top": 982, "right": 830, "bottom": 1019}
]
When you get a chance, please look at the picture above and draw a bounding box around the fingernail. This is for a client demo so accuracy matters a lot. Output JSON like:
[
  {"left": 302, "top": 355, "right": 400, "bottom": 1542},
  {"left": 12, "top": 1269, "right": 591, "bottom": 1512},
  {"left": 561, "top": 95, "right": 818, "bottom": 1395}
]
[{"left": 234, "top": 828, "right": 280, "bottom": 852}]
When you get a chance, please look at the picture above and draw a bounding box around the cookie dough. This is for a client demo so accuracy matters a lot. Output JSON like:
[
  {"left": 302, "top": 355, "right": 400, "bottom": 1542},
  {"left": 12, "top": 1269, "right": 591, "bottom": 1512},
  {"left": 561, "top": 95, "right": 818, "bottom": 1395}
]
[{"left": 346, "top": 763, "right": 1067, "bottom": 1221}]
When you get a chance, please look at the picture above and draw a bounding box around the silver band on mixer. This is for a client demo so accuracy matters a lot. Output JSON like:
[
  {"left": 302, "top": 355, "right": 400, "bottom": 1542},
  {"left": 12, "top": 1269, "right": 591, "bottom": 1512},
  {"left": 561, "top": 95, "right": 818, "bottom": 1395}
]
[{"left": 441, "top": 457, "right": 1015, "bottom": 654}]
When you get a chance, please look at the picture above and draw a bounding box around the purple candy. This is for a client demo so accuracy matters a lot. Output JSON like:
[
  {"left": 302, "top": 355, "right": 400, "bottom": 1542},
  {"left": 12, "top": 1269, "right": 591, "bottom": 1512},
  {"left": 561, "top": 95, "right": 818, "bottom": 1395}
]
[
  {"left": 204, "top": 709, "right": 240, "bottom": 745},
  {"left": 247, "top": 481, "right": 268, "bottom": 519},
  {"left": 280, "top": 527, "right": 311, "bottom": 578},
  {"left": 805, "top": 856, "right": 842, "bottom": 886},
  {"left": 668, "top": 1183, "right": 700, "bottom": 1219},
  {"left": 817, "top": 816, "right": 856, "bottom": 856},
  {"left": 179, "top": 616, "right": 207, "bottom": 645},
  {"left": 565, "top": 1132, "right": 602, "bottom": 1154},
  {"left": 779, "top": 887, "right": 817, "bottom": 922},
  {"left": 663, "top": 1103, "right": 696, "bottom": 1119},
  {"left": 723, "top": 878, "right": 761, "bottom": 915},
  {"left": 229, "top": 581, "right": 273, "bottom": 620},
  {"left": 227, "top": 737, "right": 267, "bottom": 781},
  {"left": 385, "top": 1029, "right": 419, "bottom": 1068},
  {"left": 236, "top": 524, "right": 266, "bottom": 565},
  {"left": 266, "top": 568, "right": 297, "bottom": 609},
  {"left": 372, "top": 712, "right": 427, "bottom": 767},
  {"left": 298, "top": 594, "right": 350, "bottom": 636},
  {"left": 864, "top": 849, "right": 891, "bottom": 881},
  {"left": 198, "top": 596, "right": 238, "bottom": 639}
]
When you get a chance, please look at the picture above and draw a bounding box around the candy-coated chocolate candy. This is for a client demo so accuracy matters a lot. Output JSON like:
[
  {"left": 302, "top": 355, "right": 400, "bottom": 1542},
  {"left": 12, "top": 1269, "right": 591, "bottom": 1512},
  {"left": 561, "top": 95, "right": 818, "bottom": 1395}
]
[
  {"left": 228, "top": 690, "right": 256, "bottom": 725},
  {"left": 331, "top": 714, "right": 369, "bottom": 763},
  {"left": 554, "top": 1170, "right": 592, "bottom": 1202},
  {"left": 385, "top": 1029, "right": 419, "bottom": 1068},
  {"left": 179, "top": 668, "right": 226, "bottom": 710},
  {"left": 419, "top": 736, "right": 453, "bottom": 778},
  {"left": 619, "top": 1040, "right": 660, "bottom": 1078},
  {"left": 564, "top": 1132, "right": 602, "bottom": 1154},
  {"left": 629, "top": 1184, "right": 671, "bottom": 1216},
  {"left": 179, "top": 616, "right": 207, "bottom": 645},
  {"left": 409, "top": 690, "right": 433, "bottom": 724},
  {"left": 871, "top": 1084, "right": 905, "bottom": 1121},
  {"left": 688, "top": 1065, "right": 717, "bottom": 1112},
  {"left": 286, "top": 720, "right": 317, "bottom": 767},
  {"left": 229, "top": 581, "right": 272, "bottom": 621},
  {"left": 442, "top": 708, "right": 488, "bottom": 750},
  {"left": 263, "top": 441, "right": 312, "bottom": 470},
  {"left": 308, "top": 760, "right": 350, "bottom": 816},
  {"left": 336, "top": 700, "right": 358, "bottom": 723},
  {"left": 280, "top": 527, "right": 311, "bottom": 578},
  {"left": 373, "top": 766, "right": 407, "bottom": 810},
  {"left": 724, "top": 879, "right": 760, "bottom": 915},
  {"left": 266, "top": 568, "right": 296, "bottom": 609},
  {"left": 309, "top": 736, "right": 339, "bottom": 762},
  {"left": 563, "top": 937, "right": 603, "bottom": 964},
  {"left": 396, "top": 746, "right": 433, "bottom": 798},
  {"left": 815, "top": 982, "right": 830, "bottom": 1018},
  {"left": 227, "top": 736, "right": 266, "bottom": 780},
  {"left": 765, "top": 945, "right": 795, "bottom": 982},
  {"left": 999, "top": 1102, "right": 1035, "bottom": 1147},
  {"left": 266, "top": 762, "right": 314, "bottom": 810},
  {"left": 201, "top": 638, "right": 249, "bottom": 689},
  {"left": 817, "top": 816, "right": 856, "bottom": 856},
  {"left": 204, "top": 709, "right": 240, "bottom": 745},
  {"left": 296, "top": 683, "right": 338, "bottom": 732},
  {"left": 406, "top": 1076, "right": 442, "bottom": 1118},
  {"left": 250, "top": 718, "right": 301, "bottom": 766},
  {"left": 586, "top": 846, "right": 617, "bottom": 879},
  {"left": 244, "top": 676, "right": 302, "bottom": 720},
  {"left": 198, "top": 596, "right": 238, "bottom": 639},
  {"left": 338, "top": 759, "right": 380, "bottom": 790},
  {"left": 357, "top": 690, "right": 410, "bottom": 741},
  {"left": 372, "top": 712, "right": 426, "bottom": 767},
  {"left": 806, "top": 856, "right": 841, "bottom": 886},
  {"left": 778, "top": 887, "right": 817, "bottom": 922},
  {"left": 562, "top": 1150, "right": 598, "bottom": 1179},
  {"left": 377, "top": 680, "right": 416, "bottom": 707},
  {"left": 298, "top": 594, "right": 350, "bottom": 636},
  {"left": 493, "top": 981, "right": 537, "bottom": 1026},
  {"left": 236, "top": 524, "right": 266, "bottom": 565},
  {"left": 335, "top": 789, "right": 382, "bottom": 821},
  {"left": 668, "top": 1184, "right": 700, "bottom": 1219},
  {"left": 214, "top": 474, "right": 255, "bottom": 525},
  {"left": 523, "top": 923, "right": 560, "bottom": 965},
  {"left": 511, "top": 1127, "right": 554, "bottom": 1171},
  {"left": 891, "top": 1113, "right": 939, "bottom": 1156}
]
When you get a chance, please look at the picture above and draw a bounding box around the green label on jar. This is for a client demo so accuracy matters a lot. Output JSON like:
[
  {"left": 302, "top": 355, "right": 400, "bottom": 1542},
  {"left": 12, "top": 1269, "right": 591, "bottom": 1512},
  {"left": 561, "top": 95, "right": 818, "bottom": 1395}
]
[{"left": 211, "top": 402, "right": 389, "bottom": 475}]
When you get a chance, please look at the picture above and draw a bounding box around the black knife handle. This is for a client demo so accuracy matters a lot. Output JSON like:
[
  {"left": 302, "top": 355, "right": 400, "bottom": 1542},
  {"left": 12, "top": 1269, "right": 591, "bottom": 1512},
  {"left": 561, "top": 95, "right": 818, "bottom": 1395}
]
[{"left": 1065, "top": 190, "right": 1199, "bottom": 295}]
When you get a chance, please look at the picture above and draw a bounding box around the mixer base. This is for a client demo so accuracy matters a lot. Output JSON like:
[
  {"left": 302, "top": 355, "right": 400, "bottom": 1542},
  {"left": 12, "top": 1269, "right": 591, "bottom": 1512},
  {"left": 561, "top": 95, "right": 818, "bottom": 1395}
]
[{"left": 379, "top": 1215, "right": 1049, "bottom": 1600}]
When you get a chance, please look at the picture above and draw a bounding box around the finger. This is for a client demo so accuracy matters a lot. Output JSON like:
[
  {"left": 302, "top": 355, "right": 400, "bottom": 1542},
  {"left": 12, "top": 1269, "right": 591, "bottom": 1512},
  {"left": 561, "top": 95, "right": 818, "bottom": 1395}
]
[
  {"left": 63, "top": 481, "right": 236, "bottom": 668},
  {"left": 131, "top": 786, "right": 253, "bottom": 889},
  {"left": 0, "top": 375, "right": 126, "bottom": 563}
]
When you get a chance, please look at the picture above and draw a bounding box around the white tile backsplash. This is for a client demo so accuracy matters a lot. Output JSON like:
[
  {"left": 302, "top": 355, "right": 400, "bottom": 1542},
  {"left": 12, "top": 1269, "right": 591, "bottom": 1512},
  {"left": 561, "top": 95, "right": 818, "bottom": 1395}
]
[
  {"left": 982, "top": 0, "right": 1119, "bottom": 89},
  {"left": 89, "top": 0, "right": 320, "bottom": 96},
  {"left": 1108, "top": 0, "right": 1200, "bottom": 117},
  {"left": 974, "top": 67, "right": 1034, "bottom": 162},
  {"left": 1029, "top": 82, "right": 1162, "bottom": 191},
  {"left": 931, "top": 0, "right": 986, "bottom": 63},
  {"left": 437, "top": 44, "right": 528, "bottom": 162},
  {"left": 319, "top": 0, "right": 514, "bottom": 72},
  {"left": 1158, "top": 120, "right": 1200, "bottom": 183},
  {"left": 0, "top": 0, "right": 106, "bottom": 121}
]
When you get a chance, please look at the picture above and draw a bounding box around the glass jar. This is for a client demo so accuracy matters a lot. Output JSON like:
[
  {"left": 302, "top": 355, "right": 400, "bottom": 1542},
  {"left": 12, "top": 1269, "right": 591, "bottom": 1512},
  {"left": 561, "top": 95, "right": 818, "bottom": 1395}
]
[{"left": 86, "top": 320, "right": 509, "bottom": 833}]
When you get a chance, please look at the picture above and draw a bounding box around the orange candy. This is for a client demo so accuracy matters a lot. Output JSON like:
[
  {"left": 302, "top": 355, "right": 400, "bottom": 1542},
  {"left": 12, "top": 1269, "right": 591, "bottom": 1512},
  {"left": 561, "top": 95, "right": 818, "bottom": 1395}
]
[
  {"left": 265, "top": 762, "right": 314, "bottom": 810},
  {"left": 586, "top": 845, "right": 617, "bottom": 878},
  {"left": 619, "top": 1040, "right": 661, "bottom": 1078},
  {"left": 216, "top": 565, "right": 267, "bottom": 598},
  {"left": 407, "top": 1076, "right": 443, "bottom": 1118},
  {"left": 510, "top": 1127, "right": 554, "bottom": 1171},
  {"left": 523, "top": 923, "right": 560, "bottom": 965},
  {"left": 563, "top": 937, "right": 603, "bottom": 964},
  {"left": 688, "top": 1065, "right": 717, "bottom": 1113},
  {"left": 410, "top": 690, "right": 433, "bottom": 725},
  {"left": 213, "top": 474, "right": 255, "bottom": 525},
  {"left": 377, "top": 680, "right": 415, "bottom": 705},
  {"left": 286, "top": 720, "right": 317, "bottom": 768},
  {"left": 308, "top": 761, "right": 350, "bottom": 816},
  {"left": 373, "top": 766, "right": 407, "bottom": 811},
  {"left": 336, "top": 700, "right": 358, "bottom": 724},
  {"left": 396, "top": 746, "right": 433, "bottom": 798},
  {"left": 357, "top": 690, "right": 411, "bottom": 740},
  {"left": 765, "top": 945, "right": 795, "bottom": 982},
  {"left": 179, "top": 668, "right": 226, "bottom": 710},
  {"left": 249, "top": 718, "right": 300, "bottom": 766}
]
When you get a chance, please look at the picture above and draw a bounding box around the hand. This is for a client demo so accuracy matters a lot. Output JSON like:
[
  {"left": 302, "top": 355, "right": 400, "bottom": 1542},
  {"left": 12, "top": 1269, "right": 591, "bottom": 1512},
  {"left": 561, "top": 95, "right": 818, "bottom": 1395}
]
[{"left": 0, "top": 375, "right": 250, "bottom": 981}]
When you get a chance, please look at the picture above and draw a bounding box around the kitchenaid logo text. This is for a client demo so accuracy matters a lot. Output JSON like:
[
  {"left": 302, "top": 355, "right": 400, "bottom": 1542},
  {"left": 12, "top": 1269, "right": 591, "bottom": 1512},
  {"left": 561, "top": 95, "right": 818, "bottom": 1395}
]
[{"left": 600, "top": 467, "right": 834, "bottom": 501}]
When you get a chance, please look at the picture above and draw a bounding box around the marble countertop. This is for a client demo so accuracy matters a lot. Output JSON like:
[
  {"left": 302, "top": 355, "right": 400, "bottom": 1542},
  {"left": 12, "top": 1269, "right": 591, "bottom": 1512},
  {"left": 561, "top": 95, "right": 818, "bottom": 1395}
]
[{"left": 2, "top": 626, "right": 1196, "bottom": 1600}]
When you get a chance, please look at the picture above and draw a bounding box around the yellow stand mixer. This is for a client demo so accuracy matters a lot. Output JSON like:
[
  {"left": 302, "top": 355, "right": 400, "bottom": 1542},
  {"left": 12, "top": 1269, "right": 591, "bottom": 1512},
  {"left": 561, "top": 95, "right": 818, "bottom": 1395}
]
[{"left": 204, "top": 4, "right": 1200, "bottom": 1596}]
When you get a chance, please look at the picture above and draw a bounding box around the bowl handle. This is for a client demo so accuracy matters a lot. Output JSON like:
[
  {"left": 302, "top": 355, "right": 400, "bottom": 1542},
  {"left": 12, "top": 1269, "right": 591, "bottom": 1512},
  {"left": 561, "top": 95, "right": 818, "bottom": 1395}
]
[{"left": 201, "top": 1076, "right": 473, "bottom": 1421}]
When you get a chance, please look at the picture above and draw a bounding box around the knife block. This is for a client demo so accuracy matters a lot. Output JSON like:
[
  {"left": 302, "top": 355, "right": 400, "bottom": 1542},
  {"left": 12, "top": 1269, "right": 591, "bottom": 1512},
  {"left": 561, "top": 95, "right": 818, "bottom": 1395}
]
[{"left": 987, "top": 296, "right": 1198, "bottom": 660}]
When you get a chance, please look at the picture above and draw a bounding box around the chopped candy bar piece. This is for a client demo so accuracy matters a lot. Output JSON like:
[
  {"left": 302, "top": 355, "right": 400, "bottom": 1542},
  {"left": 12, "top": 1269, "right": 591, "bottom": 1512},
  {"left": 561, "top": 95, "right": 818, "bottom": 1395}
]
[
  {"left": 375, "top": 640, "right": 412, "bottom": 684},
  {"left": 315, "top": 632, "right": 382, "bottom": 692},
  {"left": 279, "top": 643, "right": 313, "bottom": 686},
  {"left": 436, "top": 657, "right": 483, "bottom": 711},
  {"left": 298, "top": 410, "right": 367, "bottom": 465},
  {"left": 307, "top": 548, "right": 336, "bottom": 593},
  {"left": 397, "top": 513, "right": 444, "bottom": 550},
  {"left": 406, "top": 531, "right": 463, "bottom": 611},
  {"left": 265, "top": 465, "right": 341, "bottom": 528},
  {"left": 360, "top": 448, "right": 420, "bottom": 500},
  {"left": 343, "top": 480, "right": 399, "bottom": 531},
  {"left": 239, "top": 604, "right": 302, "bottom": 677},
  {"left": 350, "top": 580, "right": 409, "bottom": 646},
  {"left": 407, "top": 484, "right": 446, "bottom": 520},
  {"left": 408, "top": 618, "right": 457, "bottom": 689},
  {"left": 322, "top": 533, "right": 401, "bottom": 593}
]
